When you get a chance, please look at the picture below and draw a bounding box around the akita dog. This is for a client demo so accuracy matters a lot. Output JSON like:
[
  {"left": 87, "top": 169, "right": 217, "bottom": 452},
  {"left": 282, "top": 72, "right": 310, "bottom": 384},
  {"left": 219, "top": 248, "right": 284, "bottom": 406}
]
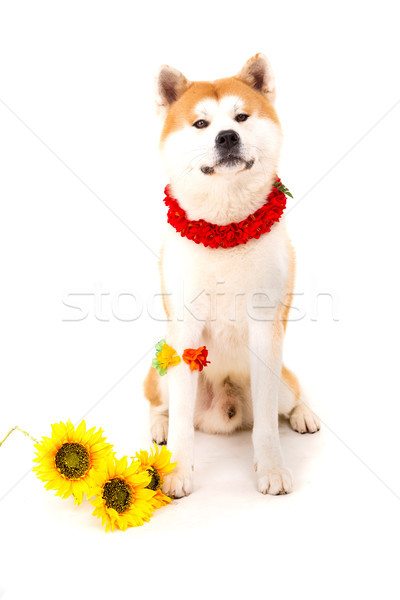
[{"left": 144, "top": 53, "right": 320, "bottom": 498}]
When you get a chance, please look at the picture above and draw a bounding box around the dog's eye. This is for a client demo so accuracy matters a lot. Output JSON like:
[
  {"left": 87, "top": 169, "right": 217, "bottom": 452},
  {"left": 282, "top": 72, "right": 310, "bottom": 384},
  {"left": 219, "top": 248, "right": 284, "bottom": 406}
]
[
  {"left": 193, "top": 119, "right": 209, "bottom": 129},
  {"left": 235, "top": 113, "right": 249, "bottom": 122}
]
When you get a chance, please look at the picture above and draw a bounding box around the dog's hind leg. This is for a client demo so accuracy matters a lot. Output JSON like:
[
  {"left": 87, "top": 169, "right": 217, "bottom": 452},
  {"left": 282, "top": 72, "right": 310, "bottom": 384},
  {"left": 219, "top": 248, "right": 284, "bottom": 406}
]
[
  {"left": 144, "top": 366, "right": 169, "bottom": 444},
  {"left": 279, "top": 365, "right": 320, "bottom": 434}
]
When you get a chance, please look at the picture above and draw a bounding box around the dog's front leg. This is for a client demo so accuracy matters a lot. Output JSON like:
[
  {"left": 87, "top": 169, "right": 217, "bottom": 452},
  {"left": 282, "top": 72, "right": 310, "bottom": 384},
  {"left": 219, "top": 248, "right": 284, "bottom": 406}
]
[
  {"left": 248, "top": 318, "right": 293, "bottom": 495},
  {"left": 161, "top": 325, "right": 200, "bottom": 498}
]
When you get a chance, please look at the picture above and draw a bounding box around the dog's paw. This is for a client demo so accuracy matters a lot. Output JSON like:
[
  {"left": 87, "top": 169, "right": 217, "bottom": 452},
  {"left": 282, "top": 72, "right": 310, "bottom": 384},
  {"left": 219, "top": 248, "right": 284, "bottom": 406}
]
[
  {"left": 257, "top": 466, "right": 293, "bottom": 495},
  {"left": 290, "top": 403, "right": 321, "bottom": 434},
  {"left": 150, "top": 415, "right": 168, "bottom": 445},
  {"left": 162, "top": 468, "right": 193, "bottom": 499}
]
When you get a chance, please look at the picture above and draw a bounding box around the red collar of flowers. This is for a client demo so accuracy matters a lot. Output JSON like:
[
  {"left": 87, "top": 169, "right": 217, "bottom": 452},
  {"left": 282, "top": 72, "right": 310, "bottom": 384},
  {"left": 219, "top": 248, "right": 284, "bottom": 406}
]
[{"left": 163, "top": 178, "right": 292, "bottom": 249}]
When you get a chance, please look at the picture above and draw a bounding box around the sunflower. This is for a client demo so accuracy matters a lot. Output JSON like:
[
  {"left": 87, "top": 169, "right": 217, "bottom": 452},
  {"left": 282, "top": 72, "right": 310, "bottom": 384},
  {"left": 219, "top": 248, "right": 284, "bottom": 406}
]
[
  {"left": 134, "top": 443, "right": 177, "bottom": 509},
  {"left": 33, "top": 420, "right": 114, "bottom": 505},
  {"left": 89, "top": 455, "right": 156, "bottom": 531}
]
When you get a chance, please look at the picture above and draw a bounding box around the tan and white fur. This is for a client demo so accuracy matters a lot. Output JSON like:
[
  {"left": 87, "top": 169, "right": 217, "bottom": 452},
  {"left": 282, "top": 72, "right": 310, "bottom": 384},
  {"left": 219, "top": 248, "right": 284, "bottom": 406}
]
[{"left": 144, "top": 53, "right": 320, "bottom": 497}]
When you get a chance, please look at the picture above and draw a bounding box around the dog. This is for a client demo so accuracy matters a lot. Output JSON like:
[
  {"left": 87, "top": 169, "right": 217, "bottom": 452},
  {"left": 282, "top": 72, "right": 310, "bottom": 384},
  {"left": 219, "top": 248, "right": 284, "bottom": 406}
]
[{"left": 144, "top": 53, "right": 320, "bottom": 498}]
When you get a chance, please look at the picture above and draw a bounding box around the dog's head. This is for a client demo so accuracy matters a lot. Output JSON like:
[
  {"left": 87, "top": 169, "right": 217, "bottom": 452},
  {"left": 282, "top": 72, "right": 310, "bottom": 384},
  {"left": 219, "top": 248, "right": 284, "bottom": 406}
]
[{"left": 155, "top": 54, "right": 283, "bottom": 212}]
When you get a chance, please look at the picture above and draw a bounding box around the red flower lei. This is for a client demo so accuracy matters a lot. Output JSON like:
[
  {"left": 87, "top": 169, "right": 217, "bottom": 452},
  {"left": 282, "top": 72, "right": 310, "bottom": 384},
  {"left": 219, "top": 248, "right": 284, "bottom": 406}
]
[{"left": 163, "top": 178, "right": 288, "bottom": 249}]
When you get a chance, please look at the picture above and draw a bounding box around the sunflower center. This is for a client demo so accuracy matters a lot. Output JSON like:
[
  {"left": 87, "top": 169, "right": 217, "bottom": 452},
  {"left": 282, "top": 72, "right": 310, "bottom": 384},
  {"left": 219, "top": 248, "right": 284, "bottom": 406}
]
[
  {"left": 146, "top": 467, "right": 162, "bottom": 491},
  {"left": 55, "top": 442, "right": 90, "bottom": 479},
  {"left": 102, "top": 478, "right": 133, "bottom": 514}
]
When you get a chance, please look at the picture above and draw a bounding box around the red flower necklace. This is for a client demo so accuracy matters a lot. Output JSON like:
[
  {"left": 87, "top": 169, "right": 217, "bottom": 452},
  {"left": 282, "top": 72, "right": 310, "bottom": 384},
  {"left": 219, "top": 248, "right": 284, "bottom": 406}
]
[{"left": 163, "top": 178, "right": 291, "bottom": 249}]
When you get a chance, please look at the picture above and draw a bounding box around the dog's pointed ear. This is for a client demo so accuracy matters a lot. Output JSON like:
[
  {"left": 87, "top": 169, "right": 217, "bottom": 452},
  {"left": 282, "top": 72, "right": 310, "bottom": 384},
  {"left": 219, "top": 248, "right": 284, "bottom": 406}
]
[
  {"left": 237, "top": 53, "right": 276, "bottom": 104},
  {"left": 155, "top": 65, "right": 191, "bottom": 117}
]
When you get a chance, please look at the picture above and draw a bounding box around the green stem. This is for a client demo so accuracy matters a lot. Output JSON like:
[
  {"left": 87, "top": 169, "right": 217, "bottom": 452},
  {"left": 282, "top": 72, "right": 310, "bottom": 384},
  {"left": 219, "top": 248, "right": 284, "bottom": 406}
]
[{"left": 0, "top": 426, "right": 38, "bottom": 447}]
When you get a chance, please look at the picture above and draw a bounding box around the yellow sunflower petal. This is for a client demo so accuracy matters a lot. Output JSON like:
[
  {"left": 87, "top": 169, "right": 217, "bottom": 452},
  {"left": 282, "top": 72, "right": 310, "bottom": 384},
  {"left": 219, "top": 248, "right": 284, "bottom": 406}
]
[
  {"left": 149, "top": 490, "right": 171, "bottom": 509},
  {"left": 158, "top": 461, "right": 178, "bottom": 475},
  {"left": 75, "top": 420, "right": 86, "bottom": 442}
]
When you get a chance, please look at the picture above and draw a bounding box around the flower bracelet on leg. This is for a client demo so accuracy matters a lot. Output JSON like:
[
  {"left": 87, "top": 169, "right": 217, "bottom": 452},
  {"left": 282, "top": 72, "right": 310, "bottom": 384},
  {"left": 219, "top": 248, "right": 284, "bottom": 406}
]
[{"left": 152, "top": 339, "right": 210, "bottom": 375}]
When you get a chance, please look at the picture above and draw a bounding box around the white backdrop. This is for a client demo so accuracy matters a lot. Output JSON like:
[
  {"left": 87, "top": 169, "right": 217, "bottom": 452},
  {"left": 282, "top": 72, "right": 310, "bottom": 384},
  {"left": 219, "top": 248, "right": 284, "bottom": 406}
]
[{"left": 1, "top": 1, "right": 399, "bottom": 598}]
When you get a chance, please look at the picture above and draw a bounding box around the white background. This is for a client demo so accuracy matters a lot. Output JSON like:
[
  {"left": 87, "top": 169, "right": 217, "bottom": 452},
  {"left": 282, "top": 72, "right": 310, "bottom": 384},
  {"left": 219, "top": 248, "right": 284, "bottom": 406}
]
[{"left": 1, "top": 1, "right": 400, "bottom": 598}]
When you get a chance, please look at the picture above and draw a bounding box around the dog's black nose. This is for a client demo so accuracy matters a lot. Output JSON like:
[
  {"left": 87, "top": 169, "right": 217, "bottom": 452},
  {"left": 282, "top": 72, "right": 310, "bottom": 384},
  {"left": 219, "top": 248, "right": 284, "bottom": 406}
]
[{"left": 215, "top": 129, "right": 240, "bottom": 151}]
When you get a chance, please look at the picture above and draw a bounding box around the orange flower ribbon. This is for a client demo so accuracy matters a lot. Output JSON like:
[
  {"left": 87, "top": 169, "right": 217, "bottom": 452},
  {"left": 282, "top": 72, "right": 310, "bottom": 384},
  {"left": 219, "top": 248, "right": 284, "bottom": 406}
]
[{"left": 182, "top": 346, "right": 210, "bottom": 372}]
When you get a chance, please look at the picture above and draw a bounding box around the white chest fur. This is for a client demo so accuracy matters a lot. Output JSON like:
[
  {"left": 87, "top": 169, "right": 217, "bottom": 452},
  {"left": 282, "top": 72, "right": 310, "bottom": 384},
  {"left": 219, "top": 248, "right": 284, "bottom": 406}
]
[{"left": 161, "top": 218, "right": 290, "bottom": 378}]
